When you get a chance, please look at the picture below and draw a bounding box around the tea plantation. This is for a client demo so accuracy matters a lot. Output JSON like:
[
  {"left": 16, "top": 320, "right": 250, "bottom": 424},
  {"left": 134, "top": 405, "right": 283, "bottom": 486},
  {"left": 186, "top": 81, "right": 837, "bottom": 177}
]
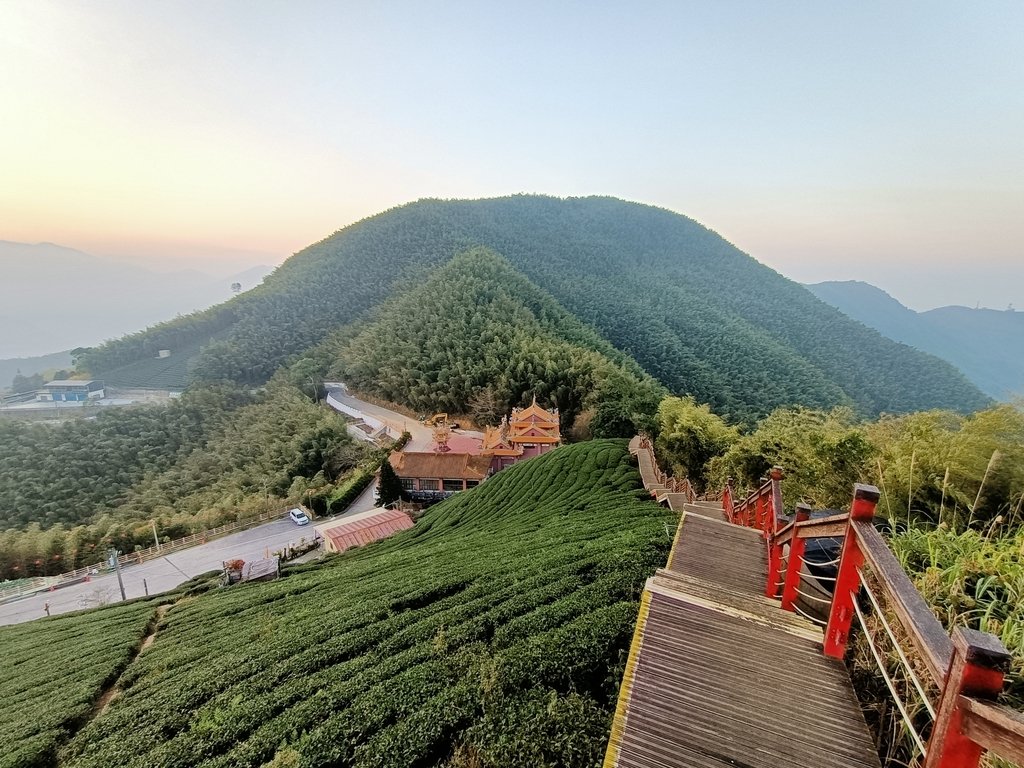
[
  {"left": 0, "top": 601, "right": 157, "bottom": 768},
  {"left": 1, "top": 440, "right": 673, "bottom": 768}
]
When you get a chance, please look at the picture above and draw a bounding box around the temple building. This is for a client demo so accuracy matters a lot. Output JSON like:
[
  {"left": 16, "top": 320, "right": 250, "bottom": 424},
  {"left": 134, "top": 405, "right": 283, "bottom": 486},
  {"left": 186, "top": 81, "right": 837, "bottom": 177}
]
[
  {"left": 481, "top": 398, "right": 561, "bottom": 471},
  {"left": 388, "top": 451, "right": 492, "bottom": 502}
]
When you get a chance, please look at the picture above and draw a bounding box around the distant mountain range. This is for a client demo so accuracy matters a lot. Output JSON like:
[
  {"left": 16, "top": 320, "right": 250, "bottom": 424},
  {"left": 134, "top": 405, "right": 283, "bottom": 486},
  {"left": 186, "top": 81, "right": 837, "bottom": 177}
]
[
  {"left": 0, "top": 241, "right": 272, "bottom": 359},
  {"left": 806, "top": 281, "right": 1023, "bottom": 401}
]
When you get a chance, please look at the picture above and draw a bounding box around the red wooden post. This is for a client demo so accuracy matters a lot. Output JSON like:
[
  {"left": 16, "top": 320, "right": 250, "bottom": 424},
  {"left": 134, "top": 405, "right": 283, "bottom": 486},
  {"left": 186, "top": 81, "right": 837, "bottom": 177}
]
[
  {"left": 753, "top": 490, "right": 762, "bottom": 531},
  {"left": 823, "top": 483, "right": 880, "bottom": 659},
  {"left": 766, "top": 531, "right": 782, "bottom": 598},
  {"left": 778, "top": 503, "right": 812, "bottom": 606},
  {"left": 924, "top": 627, "right": 1010, "bottom": 768},
  {"left": 769, "top": 467, "right": 784, "bottom": 534},
  {"left": 723, "top": 478, "right": 734, "bottom": 523},
  {"left": 764, "top": 468, "right": 785, "bottom": 597}
]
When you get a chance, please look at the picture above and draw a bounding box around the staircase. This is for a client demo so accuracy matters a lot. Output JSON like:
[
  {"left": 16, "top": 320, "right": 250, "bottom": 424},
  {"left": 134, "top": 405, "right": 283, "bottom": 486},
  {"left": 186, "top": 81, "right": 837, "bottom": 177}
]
[{"left": 609, "top": 437, "right": 881, "bottom": 768}]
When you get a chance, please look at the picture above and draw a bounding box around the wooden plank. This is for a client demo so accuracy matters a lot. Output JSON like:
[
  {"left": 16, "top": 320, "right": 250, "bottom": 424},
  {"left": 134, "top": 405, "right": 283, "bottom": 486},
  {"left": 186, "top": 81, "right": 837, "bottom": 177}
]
[
  {"left": 853, "top": 519, "right": 953, "bottom": 685},
  {"left": 796, "top": 521, "right": 848, "bottom": 539},
  {"left": 959, "top": 696, "right": 1024, "bottom": 764},
  {"left": 612, "top": 591, "right": 881, "bottom": 768}
]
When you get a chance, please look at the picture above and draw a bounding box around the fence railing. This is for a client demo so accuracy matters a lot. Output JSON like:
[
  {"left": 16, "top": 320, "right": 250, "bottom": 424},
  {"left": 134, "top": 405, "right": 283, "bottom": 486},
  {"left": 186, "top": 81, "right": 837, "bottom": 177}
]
[
  {"left": 634, "top": 436, "right": 697, "bottom": 504},
  {"left": 0, "top": 507, "right": 291, "bottom": 601},
  {"left": 726, "top": 477, "right": 1024, "bottom": 768}
]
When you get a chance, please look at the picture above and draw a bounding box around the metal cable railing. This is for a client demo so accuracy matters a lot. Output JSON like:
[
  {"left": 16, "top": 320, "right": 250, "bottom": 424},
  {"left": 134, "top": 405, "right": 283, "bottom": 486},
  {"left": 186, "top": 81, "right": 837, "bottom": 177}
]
[
  {"left": 852, "top": 592, "right": 930, "bottom": 757},
  {"left": 857, "top": 568, "right": 936, "bottom": 720},
  {"left": 718, "top": 473, "right": 1024, "bottom": 768}
]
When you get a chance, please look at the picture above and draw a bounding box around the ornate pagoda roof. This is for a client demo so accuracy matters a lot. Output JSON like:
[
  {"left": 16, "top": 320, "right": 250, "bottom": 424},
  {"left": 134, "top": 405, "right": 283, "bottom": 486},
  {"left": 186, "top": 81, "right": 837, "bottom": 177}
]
[
  {"left": 507, "top": 397, "right": 561, "bottom": 445},
  {"left": 480, "top": 422, "right": 523, "bottom": 457}
]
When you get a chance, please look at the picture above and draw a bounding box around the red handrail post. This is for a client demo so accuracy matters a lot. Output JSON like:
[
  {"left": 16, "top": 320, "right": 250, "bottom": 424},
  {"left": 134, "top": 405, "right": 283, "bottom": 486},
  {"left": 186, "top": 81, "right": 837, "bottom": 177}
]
[
  {"left": 770, "top": 467, "right": 784, "bottom": 534},
  {"left": 723, "top": 478, "right": 734, "bottom": 524},
  {"left": 778, "top": 503, "right": 813, "bottom": 607},
  {"left": 823, "top": 483, "right": 880, "bottom": 659},
  {"left": 764, "top": 468, "right": 785, "bottom": 597},
  {"left": 924, "top": 627, "right": 1010, "bottom": 768}
]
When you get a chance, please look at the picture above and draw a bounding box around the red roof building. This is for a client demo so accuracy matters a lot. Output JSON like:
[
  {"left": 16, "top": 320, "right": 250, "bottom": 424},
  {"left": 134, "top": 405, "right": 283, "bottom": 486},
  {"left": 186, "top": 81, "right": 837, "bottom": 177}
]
[
  {"left": 481, "top": 398, "right": 562, "bottom": 470},
  {"left": 318, "top": 508, "right": 414, "bottom": 554},
  {"left": 388, "top": 451, "right": 492, "bottom": 500}
]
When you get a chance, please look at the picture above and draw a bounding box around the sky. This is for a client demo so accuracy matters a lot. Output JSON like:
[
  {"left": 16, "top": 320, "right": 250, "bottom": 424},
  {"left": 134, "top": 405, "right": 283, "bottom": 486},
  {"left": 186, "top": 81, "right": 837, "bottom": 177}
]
[{"left": 1, "top": 1, "right": 1022, "bottom": 311}]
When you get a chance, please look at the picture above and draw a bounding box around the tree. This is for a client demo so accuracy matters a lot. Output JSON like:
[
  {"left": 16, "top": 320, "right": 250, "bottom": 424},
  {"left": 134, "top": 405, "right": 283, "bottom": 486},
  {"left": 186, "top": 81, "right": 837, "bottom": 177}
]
[
  {"left": 377, "top": 459, "right": 403, "bottom": 507},
  {"left": 11, "top": 372, "right": 44, "bottom": 393},
  {"left": 709, "top": 407, "right": 874, "bottom": 509},
  {"left": 655, "top": 396, "right": 738, "bottom": 491}
]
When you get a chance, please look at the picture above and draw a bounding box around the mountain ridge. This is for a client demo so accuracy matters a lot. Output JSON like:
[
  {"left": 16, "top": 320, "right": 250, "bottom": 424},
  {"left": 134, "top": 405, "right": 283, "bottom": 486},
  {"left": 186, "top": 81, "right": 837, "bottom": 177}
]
[
  {"left": 77, "top": 195, "right": 989, "bottom": 421},
  {"left": 806, "top": 280, "right": 1023, "bottom": 400}
]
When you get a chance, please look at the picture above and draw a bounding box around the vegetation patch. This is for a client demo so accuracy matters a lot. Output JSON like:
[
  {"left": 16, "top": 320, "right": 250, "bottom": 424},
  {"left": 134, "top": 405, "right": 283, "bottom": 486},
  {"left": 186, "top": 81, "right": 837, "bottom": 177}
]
[
  {"left": 0, "top": 382, "right": 370, "bottom": 579},
  {"left": 0, "top": 601, "right": 157, "bottom": 768},
  {"left": 0, "top": 440, "right": 672, "bottom": 768}
]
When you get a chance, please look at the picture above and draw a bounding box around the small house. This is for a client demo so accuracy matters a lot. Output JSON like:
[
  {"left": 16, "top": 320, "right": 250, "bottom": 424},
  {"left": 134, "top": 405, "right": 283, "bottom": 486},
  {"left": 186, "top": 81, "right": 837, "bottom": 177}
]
[
  {"left": 318, "top": 508, "right": 415, "bottom": 553},
  {"left": 37, "top": 379, "right": 105, "bottom": 402}
]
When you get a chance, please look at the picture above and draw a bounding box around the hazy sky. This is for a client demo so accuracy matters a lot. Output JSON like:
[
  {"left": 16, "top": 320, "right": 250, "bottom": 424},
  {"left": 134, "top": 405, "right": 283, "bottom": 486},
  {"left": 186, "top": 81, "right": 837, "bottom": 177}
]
[{"left": 2, "top": 1, "right": 1022, "bottom": 310}]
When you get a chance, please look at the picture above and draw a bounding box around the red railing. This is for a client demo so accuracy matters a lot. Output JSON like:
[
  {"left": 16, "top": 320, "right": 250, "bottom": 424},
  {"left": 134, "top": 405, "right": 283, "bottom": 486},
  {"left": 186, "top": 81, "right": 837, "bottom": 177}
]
[
  {"left": 724, "top": 469, "right": 786, "bottom": 597},
  {"left": 727, "top": 478, "right": 1024, "bottom": 768}
]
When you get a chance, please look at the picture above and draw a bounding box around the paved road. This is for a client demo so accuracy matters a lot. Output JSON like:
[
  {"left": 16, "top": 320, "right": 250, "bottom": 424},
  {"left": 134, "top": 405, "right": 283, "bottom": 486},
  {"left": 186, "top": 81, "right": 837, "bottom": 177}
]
[
  {"left": 326, "top": 387, "right": 437, "bottom": 450},
  {"left": 0, "top": 517, "right": 318, "bottom": 626},
  {"left": 0, "top": 391, "right": 441, "bottom": 627}
]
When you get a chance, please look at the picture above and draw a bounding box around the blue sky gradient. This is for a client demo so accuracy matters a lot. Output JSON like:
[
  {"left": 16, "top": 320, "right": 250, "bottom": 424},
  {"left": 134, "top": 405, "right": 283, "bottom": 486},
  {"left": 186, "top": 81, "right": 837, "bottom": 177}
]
[{"left": 1, "top": 1, "right": 1021, "bottom": 310}]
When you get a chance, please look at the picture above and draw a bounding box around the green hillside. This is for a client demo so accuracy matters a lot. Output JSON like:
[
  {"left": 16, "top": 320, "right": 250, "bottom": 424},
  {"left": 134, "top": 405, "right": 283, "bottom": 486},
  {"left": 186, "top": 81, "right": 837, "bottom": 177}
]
[
  {"left": 1, "top": 440, "right": 672, "bottom": 768},
  {"left": 0, "top": 382, "right": 369, "bottom": 576},
  {"left": 320, "top": 247, "right": 664, "bottom": 434},
  {"left": 807, "top": 280, "right": 1024, "bottom": 401},
  {"left": 0, "top": 601, "right": 158, "bottom": 768},
  {"left": 77, "top": 196, "right": 989, "bottom": 423}
]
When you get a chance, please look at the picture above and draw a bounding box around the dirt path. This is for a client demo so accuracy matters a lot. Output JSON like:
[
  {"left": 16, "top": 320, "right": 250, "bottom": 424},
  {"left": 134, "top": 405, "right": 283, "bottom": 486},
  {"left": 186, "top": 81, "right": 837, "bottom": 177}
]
[{"left": 91, "top": 603, "right": 170, "bottom": 719}]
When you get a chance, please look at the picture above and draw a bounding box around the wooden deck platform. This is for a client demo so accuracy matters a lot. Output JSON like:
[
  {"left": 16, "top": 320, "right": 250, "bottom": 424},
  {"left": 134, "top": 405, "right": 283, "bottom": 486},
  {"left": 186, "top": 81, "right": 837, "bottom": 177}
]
[{"left": 605, "top": 498, "right": 881, "bottom": 768}]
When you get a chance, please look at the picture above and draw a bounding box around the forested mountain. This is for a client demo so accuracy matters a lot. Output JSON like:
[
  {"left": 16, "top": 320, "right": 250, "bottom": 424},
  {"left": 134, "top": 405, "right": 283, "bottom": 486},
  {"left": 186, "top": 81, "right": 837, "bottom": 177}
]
[
  {"left": 807, "top": 280, "right": 1024, "bottom": 400},
  {"left": 314, "top": 248, "right": 664, "bottom": 436},
  {"left": 78, "top": 196, "right": 988, "bottom": 422}
]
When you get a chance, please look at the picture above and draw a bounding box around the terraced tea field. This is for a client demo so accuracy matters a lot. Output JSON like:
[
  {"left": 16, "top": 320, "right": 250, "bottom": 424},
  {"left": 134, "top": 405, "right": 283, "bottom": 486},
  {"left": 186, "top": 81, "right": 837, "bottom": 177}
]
[{"left": 0, "top": 440, "right": 672, "bottom": 768}]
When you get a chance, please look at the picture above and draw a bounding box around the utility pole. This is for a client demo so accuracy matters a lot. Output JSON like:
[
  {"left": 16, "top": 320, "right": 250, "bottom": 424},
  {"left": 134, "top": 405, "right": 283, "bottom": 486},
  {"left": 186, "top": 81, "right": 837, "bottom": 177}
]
[
  {"left": 109, "top": 549, "right": 127, "bottom": 602},
  {"left": 151, "top": 519, "right": 161, "bottom": 552}
]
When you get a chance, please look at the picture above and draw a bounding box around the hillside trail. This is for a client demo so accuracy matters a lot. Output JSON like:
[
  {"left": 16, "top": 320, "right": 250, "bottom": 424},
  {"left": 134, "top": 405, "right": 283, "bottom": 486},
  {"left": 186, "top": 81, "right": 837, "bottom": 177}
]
[
  {"left": 605, "top": 438, "right": 880, "bottom": 768},
  {"left": 89, "top": 603, "right": 171, "bottom": 721}
]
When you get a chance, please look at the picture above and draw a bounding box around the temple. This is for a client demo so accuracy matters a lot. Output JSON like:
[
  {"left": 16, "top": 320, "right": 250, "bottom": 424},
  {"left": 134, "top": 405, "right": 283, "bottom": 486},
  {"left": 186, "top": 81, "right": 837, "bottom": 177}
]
[{"left": 481, "top": 397, "right": 561, "bottom": 471}]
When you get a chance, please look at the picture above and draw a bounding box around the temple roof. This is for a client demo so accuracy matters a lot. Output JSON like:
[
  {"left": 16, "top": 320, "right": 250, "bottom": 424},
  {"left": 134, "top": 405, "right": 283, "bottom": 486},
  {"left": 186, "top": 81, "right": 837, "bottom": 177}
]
[
  {"left": 507, "top": 399, "right": 561, "bottom": 444},
  {"left": 480, "top": 425, "right": 524, "bottom": 456},
  {"left": 389, "top": 451, "right": 491, "bottom": 480},
  {"left": 509, "top": 398, "right": 560, "bottom": 428}
]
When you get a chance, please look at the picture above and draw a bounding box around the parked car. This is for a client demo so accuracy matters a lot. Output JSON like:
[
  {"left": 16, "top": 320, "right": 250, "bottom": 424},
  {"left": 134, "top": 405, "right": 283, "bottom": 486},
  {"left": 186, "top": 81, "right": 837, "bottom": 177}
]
[{"left": 288, "top": 508, "right": 310, "bottom": 526}]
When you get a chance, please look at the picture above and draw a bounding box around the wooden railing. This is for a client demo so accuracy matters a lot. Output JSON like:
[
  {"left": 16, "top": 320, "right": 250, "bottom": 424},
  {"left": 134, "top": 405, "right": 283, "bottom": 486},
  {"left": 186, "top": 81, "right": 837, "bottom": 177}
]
[
  {"left": 725, "top": 478, "right": 1024, "bottom": 768},
  {"left": 634, "top": 436, "right": 697, "bottom": 504}
]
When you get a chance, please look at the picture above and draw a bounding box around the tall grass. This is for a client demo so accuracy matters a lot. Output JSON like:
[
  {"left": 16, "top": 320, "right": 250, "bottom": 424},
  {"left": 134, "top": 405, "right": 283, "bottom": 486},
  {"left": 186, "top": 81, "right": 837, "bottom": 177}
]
[
  {"left": 888, "top": 524, "right": 1024, "bottom": 706},
  {"left": 853, "top": 524, "right": 1024, "bottom": 767}
]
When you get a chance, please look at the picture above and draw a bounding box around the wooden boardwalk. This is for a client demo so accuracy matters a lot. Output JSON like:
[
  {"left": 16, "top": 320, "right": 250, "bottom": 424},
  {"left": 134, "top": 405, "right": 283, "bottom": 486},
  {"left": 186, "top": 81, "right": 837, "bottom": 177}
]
[{"left": 609, "top": 441, "right": 881, "bottom": 768}]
